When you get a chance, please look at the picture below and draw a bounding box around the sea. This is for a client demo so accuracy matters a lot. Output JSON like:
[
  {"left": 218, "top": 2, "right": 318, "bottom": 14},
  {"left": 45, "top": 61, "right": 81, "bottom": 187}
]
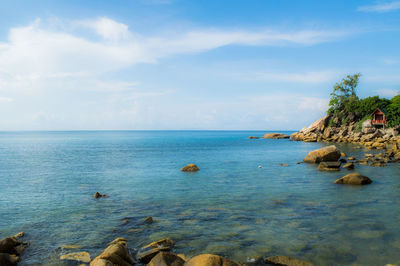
[{"left": 1, "top": 131, "right": 400, "bottom": 265}]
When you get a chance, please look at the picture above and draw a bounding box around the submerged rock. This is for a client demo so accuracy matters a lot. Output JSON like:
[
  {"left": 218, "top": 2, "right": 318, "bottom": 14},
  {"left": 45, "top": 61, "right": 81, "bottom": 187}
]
[
  {"left": 343, "top": 162, "right": 355, "bottom": 170},
  {"left": 148, "top": 252, "right": 185, "bottom": 266},
  {"left": 280, "top": 164, "right": 289, "bottom": 167},
  {"left": 334, "top": 173, "right": 372, "bottom": 185},
  {"left": 303, "top": 145, "right": 341, "bottom": 163},
  {"left": 181, "top": 164, "right": 200, "bottom": 172},
  {"left": 317, "top": 161, "right": 341, "bottom": 171},
  {"left": 142, "top": 238, "right": 174, "bottom": 249},
  {"left": 249, "top": 136, "right": 259, "bottom": 139},
  {"left": 264, "top": 255, "right": 313, "bottom": 266},
  {"left": 262, "top": 133, "right": 290, "bottom": 139},
  {"left": 184, "top": 254, "right": 239, "bottom": 266},
  {"left": 90, "top": 237, "right": 135, "bottom": 266},
  {"left": 144, "top": 216, "right": 153, "bottom": 224},
  {"left": 60, "top": 251, "right": 91, "bottom": 263},
  {"left": 93, "top": 192, "right": 107, "bottom": 198}
]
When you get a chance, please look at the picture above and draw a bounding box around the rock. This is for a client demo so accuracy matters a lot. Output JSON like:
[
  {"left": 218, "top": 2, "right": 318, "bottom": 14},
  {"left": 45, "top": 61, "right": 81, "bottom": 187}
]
[
  {"left": 181, "top": 164, "right": 200, "bottom": 172},
  {"left": 341, "top": 152, "right": 347, "bottom": 157},
  {"left": 0, "top": 235, "right": 28, "bottom": 255},
  {"left": 144, "top": 216, "right": 153, "bottom": 224},
  {"left": 395, "top": 152, "right": 400, "bottom": 161},
  {"left": 178, "top": 254, "right": 188, "bottom": 261},
  {"left": 60, "top": 252, "right": 91, "bottom": 263},
  {"left": 343, "top": 162, "right": 355, "bottom": 170},
  {"left": 339, "top": 158, "right": 347, "bottom": 163},
  {"left": 370, "top": 161, "right": 387, "bottom": 167},
  {"left": 303, "top": 145, "right": 341, "bottom": 163},
  {"left": 184, "top": 254, "right": 239, "bottom": 266},
  {"left": 264, "top": 256, "right": 313, "bottom": 266},
  {"left": 137, "top": 247, "right": 170, "bottom": 264},
  {"left": 90, "top": 237, "right": 135, "bottom": 266},
  {"left": 142, "top": 238, "right": 174, "bottom": 250},
  {"left": 347, "top": 156, "right": 356, "bottom": 160},
  {"left": 262, "top": 133, "right": 290, "bottom": 139},
  {"left": 249, "top": 136, "right": 259, "bottom": 139},
  {"left": 61, "top": 244, "right": 82, "bottom": 249},
  {"left": 148, "top": 252, "right": 185, "bottom": 266},
  {"left": 93, "top": 192, "right": 107, "bottom": 198},
  {"left": 317, "top": 162, "right": 341, "bottom": 171},
  {"left": 280, "top": 164, "right": 289, "bottom": 167},
  {"left": 0, "top": 253, "right": 19, "bottom": 266},
  {"left": 290, "top": 132, "right": 304, "bottom": 141},
  {"left": 258, "top": 165, "right": 262, "bottom": 168},
  {"left": 334, "top": 173, "right": 372, "bottom": 185}
]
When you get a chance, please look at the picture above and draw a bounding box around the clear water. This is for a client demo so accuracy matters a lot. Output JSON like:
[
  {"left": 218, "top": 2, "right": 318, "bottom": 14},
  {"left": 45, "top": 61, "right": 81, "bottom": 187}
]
[{"left": 1, "top": 131, "right": 400, "bottom": 265}]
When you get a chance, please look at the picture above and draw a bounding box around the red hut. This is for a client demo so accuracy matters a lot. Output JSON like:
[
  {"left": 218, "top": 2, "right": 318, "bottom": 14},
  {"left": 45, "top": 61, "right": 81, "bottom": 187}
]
[{"left": 371, "top": 108, "right": 387, "bottom": 128}]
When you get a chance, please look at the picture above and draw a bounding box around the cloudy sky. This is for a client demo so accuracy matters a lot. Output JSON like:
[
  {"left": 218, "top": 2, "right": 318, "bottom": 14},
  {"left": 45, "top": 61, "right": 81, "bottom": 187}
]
[{"left": 0, "top": 0, "right": 399, "bottom": 130}]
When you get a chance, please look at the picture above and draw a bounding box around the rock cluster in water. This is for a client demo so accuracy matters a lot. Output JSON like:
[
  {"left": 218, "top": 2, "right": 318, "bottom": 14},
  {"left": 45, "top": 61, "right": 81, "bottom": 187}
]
[{"left": 181, "top": 164, "right": 200, "bottom": 172}]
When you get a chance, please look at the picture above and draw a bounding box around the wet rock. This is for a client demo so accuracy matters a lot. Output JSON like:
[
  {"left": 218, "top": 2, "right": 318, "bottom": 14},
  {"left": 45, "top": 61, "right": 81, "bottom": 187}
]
[
  {"left": 339, "top": 158, "right": 347, "bottom": 163},
  {"left": 264, "top": 255, "right": 313, "bottom": 266},
  {"left": 347, "top": 156, "right": 356, "bottom": 160},
  {"left": 184, "top": 254, "right": 239, "bottom": 266},
  {"left": 280, "top": 164, "right": 289, "bottom": 167},
  {"left": 334, "top": 173, "right": 372, "bottom": 185},
  {"left": 343, "top": 162, "right": 355, "bottom": 170},
  {"left": 90, "top": 237, "right": 135, "bottom": 266},
  {"left": 341, "top": 152, "right": 347, "bottom": 157},
  {"left": 178, "top": 254, "right": 188, "bottom": 261},
  {"left": 317, "top": 161, "right": 341, "bottom": 171},
  {"left": 303, "top": 145, "right": 341, "bottom": 163},
  {"left": 181, "top": 164, "right": 200, "bottom": 172},
  {"left": 148, "top": 252, "right": 185, "bottom": 266},
  {"left": 137, "top": 247, "right": 170, "bottom": 264},
  {"left": 249, "top": 136, "right": 259, "bottom": 139},
  {"left": 93, "top": 192, "right": 107, "bottom": 198},
  {"left": 370, "top": 161, "right": 387, "bottom": 167},
  {"left": 0, "top": 233, "right": 28, "bottom": 256},
  {"left": 0, "top": 253, "right": 19, "bottom": 266},
  {"left": 144, "top": 216, "right": 153, "bottom": 224},
  {"left": 61, "top": 244, "right": 82, "bottom": 249},
  {"left": 262, "top": 133, "right": 290, "bottom": 139},
  {"left": 143, "top": 238, "right": 174, "bottom": 249},
  {"left": 60, "top": 251, "right": 91, "bottom": 263}
]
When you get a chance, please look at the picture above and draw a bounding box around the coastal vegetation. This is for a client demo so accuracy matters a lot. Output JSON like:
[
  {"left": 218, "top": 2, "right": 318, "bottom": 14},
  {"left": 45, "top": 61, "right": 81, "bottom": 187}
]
[{"left": 327, "top": 73, "right": 400, "bottom": 128}]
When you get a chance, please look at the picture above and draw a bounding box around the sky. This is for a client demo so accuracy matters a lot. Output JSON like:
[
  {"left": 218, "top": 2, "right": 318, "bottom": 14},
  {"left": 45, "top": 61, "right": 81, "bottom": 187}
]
[{"left": 0, "top": 0, "right": 399, "bottom": 130}]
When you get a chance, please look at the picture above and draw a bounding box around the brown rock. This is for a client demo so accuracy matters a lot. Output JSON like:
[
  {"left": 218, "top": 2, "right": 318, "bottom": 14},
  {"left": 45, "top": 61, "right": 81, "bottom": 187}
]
[
  {"left": 181, "top": 164, "right": 200, "bottom": 172},
  {"left": 148, "top": 252, "right": 185, "bottom": 266},
  {"left": 0, "top": 235, "right": 28, "bottom": 256},
  {"left": 60, "top": 252, "right": 91, "bottom": 263},
  {"left": 90, "top": 238, "right": 135, "bottom": 266},
  {"left": 0, "top": 253, "right": 19, "bottom": 266},
  {"left": 184, "top": 254, "right": 239, "bottom": 266},
  {"left": 343, "top": 162, "right": 355, "bottom": 170},
  {"left": 93, "top": 192, "right": 107, "bottom": 198},
  {"left": 280, "top": 164, "right": 289, "bottom": 167},
  {"left": 303, "top": 145, "right": 341, "bottom": 163},
  {"left": 370, "top": 161, "right": 387, "bottom": 167},
  {"left": 144, "top": 216, "right": 153, "bottom": 224},
  {"left": 248, "top": 136, "right": 259, "bottom": 139},
  {"left": 262, "top": 133, "right": 290, "bottom": 139},
  {"left": 143, "top": 238, "right": 174, "bottom": 250},
  {"left": 138, "top": 247, "right": 171, "bottom": 264},
  {"left": 317, "top": 162, "right": 341, "bottom": 171},
  {"left": 264, "top": 255, "right": 313, "bottom": 266},
  {"left": 334, "top": 173, "right": 372, "bottom": 185}
]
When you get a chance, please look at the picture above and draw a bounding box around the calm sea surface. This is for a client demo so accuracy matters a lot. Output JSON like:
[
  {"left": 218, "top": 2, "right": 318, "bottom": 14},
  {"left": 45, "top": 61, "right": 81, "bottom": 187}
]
[{"left": 1, "top": 131, "right": 400, "bottom": 265}]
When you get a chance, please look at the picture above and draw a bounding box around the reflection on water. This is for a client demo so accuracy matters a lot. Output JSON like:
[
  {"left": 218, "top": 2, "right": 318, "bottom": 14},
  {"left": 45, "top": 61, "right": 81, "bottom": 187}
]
[{"left": 0, "top": 131, "right": 400, "bottom": 265}]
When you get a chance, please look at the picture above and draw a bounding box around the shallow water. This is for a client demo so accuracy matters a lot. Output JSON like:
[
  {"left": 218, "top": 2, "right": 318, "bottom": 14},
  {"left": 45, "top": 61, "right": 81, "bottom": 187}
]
[{"left": 1, "top": 131, "right": 400, "bottom": 265}]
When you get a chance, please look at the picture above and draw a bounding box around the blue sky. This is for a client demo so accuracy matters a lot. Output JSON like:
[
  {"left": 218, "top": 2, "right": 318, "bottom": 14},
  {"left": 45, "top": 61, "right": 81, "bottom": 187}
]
[{"left": 0, "top": 0, "right": 399, "bottom": 130}]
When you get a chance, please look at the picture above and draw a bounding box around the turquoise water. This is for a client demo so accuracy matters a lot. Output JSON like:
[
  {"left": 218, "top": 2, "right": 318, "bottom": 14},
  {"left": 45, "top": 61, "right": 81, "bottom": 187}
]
[{"left": 1, "top": 131, "right": 400, "bottom": 265}]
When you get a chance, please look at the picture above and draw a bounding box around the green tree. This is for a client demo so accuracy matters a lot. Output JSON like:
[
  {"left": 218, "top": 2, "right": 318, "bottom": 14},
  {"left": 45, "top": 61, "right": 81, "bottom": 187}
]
[{"left": 387, "top": 94, "right": 400, "bottom": 127}]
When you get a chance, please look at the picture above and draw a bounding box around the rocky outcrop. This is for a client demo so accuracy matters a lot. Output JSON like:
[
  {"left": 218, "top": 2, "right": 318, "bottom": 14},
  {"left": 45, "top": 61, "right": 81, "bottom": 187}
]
[
  {"left": 291, "top": 117, "right": 400, "bottom": 155},
  {"left": 60, "top": 251, "right": 91, "bottom": 263},
  {"left": 303, "top": 145, "right": 341, "bottom": 163},
  {"left": 0, "top": 232, "right": 28, "bottom": 265},
  {"left": 90, "top": 238, "right": 135, "bottom": 266},
  {"left": 181, "top": 164, "right": 200, "bottom": 172},
  {"left": 262, "top": 133, "right": 290, "bottom": 139},
  {"left": 334, "top": 173, "right": 372, "bottom": 185},
  {"left": 137, "top": 238, "right": 175, "bottom": 264},
  {"left": 148, "top": 252, "right": 185, "bottom": 266},
  {"left": 264, "top": 256, "right": 313, "bottom": 266},
  {"left": 184, "top": 254, "right": 239, "bottom": 266},
  {"left": 93, "top": 192, "right": 107, "bottom": 198}
]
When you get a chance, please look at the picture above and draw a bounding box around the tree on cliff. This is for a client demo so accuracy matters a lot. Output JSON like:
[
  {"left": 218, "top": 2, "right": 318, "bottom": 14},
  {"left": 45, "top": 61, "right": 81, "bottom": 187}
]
[{"left": 327, "top": 73, "right": 361, "bottom": 126}]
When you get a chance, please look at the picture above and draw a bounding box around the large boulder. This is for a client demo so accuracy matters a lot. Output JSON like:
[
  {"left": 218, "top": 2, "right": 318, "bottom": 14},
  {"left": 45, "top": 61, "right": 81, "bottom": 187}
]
[
  {"left": 137, "top": 238, "right": 175, "bottom": 264},
  {"left": 184, "top": 254, "right": 239, "bottom": 266},
  {"left": 262, "top": 133, "right": 290, "bottom": 139},
  {"left": 148, "top": 252, "right": 185, "bottom": 266},
  {"left": 60, "top": 252, "right": 91, "bottom": 263},
  {"left": 0, "top": 233, "right": 27, "bottom": 266},
  {"left": 264, "top": 256, "right": 313, "bottom": 266},
  {"left": 302, "top": 115, "right": 330, "bottom": 134},
  {"left": 0, "top": 253, "right": 19, "bottom": 266},
  {"left": 90, "top": 238, "right": 135, "bottom": 266},
  {"left": 334, "top": 173, "right": 372, "bottom": 185},
  {"left": 303, "top": 145, "right": 341, "bottom": 163}
]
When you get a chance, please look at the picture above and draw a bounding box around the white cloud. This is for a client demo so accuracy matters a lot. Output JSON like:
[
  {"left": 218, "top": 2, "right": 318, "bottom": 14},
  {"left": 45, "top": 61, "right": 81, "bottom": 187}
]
[
  {"left": 358, "top": 1, "right": 400, "bottom": 12},
  {"left": 376, "top": 88, "right": 399, "bottom": 97},
  {"left": 0, "top": 96, "right": 13, "bottom": 102}
]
